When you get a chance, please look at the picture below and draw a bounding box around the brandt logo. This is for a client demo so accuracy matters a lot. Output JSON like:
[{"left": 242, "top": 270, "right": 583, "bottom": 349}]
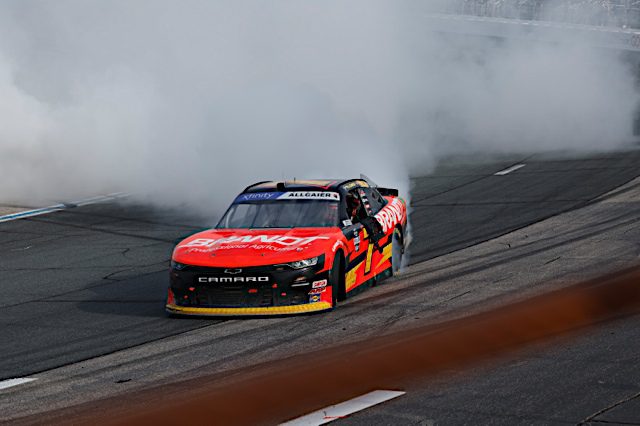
[{"left": 224, "top": 268, "right": 242, "bottom": 274}]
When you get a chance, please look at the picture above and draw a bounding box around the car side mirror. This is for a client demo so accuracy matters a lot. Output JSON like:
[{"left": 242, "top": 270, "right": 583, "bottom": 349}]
[{"left": 341, "top": 219, "right": 355, "bottom": 228}]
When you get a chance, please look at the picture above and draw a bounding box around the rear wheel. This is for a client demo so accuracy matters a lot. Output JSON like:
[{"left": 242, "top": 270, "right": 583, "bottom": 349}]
[{"left": 391, "top": 228, "right": 403, "bottom": 275}]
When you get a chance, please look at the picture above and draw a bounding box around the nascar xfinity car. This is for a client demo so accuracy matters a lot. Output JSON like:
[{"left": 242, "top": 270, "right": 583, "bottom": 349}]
[{"left": 166, "top": 178, "right": 407, "bottom": 316}]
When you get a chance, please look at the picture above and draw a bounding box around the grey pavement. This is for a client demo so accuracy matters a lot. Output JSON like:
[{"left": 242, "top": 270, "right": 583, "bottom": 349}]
[{"left": 2, "top": 150, "right": 640, "bottom": 423}]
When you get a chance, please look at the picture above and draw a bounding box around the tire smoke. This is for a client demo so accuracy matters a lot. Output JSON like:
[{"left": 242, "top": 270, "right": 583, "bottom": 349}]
[{"left": 0, "top": 1, "right": 636, "bottom": 217}]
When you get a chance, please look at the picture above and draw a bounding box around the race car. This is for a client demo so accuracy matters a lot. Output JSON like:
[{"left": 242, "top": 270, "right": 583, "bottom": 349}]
[{"left": 166, "top": 178, "right": 407, "bottom": 316}]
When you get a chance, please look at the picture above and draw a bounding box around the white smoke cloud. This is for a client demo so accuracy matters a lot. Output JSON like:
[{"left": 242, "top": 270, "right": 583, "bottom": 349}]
[
  {"left": 0, "top": 1, "right": 636, "bottom": 216},
  {"left": 396, "top": 31, "right": 638, "bottom": 175}
]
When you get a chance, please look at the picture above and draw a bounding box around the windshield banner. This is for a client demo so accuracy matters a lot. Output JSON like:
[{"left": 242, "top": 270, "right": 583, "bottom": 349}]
[{"left": 234, "top": 191, "right": 340, "bottom": 203}]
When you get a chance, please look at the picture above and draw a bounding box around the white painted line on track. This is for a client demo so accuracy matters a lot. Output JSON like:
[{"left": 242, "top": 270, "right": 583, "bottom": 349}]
[
  {"left": 280, "top": 390, "right": 406, "bottom": 426},
  {"left": 0, "top": 378, "right": 37, "bottom": 390},
  {"left": 495, "top": 164, "right": 526, "bottom": 176},
  {"left": 0, "top": 192, "right": 128, "bottom": 224}
]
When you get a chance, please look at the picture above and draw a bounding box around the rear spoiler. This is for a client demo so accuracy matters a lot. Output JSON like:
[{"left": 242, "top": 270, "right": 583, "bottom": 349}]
[{"left": 377, "top": 187, "right": 399, "bottom": 197}]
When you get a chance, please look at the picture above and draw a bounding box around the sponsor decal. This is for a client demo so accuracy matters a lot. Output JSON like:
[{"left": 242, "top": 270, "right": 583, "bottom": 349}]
[
  {"left": 233, "top": 191, "right": 339, "bottom": 203},
  {"left": 277, "top": 191, "right": 340, "bottom": 201},
  {"left": 234, "top": 192, "right": 283, "bottom": 203},
  {"left": 374, "top": 198, "right": 405, "bottom": 233},
  {"left": 353, "top": 229, "right": 361, "bottom": 252},
  {"left": 342, "top": 181, "right": 358, "bottom": 190},
  {"left": 342, "top": 219, "right": 353, "bottom": 227},
  {"left": 309, "top": 294, "right": 321, "bottom": 303},
  {"left": 308, "top": 287, "right": 326, "bottom": 295},
  {"left": 198, "top": 276, "right": 269, "bottom": 283},
  {"left": 358, "top": 188, "right": 373, "bottom": 214},
  {"left": 341, "top": 180, "right": 369, "bottom": 190},
  {"left": 183, "top": 235, "right": 330, "bottom": 249},
  {"left": 312, "top": 279, "right": 327, "bottom": 289}
]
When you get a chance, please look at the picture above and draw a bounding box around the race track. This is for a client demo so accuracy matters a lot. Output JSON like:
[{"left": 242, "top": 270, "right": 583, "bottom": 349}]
[{"left": 2, "top": 150, "right": 640, "bottom": 424}]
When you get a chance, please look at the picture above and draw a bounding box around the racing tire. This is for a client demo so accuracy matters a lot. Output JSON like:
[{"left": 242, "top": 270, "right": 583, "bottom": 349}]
[
  {"left": 330, "top": 254, "right": 346, "bottom": 306},
  {"left": 391, "top": 228, "right": 403, "bottom": 275}
]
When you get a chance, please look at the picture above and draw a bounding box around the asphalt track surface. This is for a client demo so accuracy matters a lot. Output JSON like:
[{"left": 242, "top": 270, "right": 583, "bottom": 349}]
[
  {"left": 340, "top": 314, "right": 640, "bottom": 426},
  {"left": 408, "top": 152, "right": 640, "bottom": 263},
  {"left": 2, "top": 149, "right": 640, "bottom": 424}
]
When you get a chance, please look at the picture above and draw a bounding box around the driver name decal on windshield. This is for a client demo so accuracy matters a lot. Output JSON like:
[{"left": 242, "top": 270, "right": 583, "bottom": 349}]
[
  {"left": 277, "top": 192, "right": 340, "bottom": 201},
  {"left": 222, "top": 193, "right": 340, "bottom": 228},
  {"left": 233, "top": 191, "right": 339, "bottom": 203}
]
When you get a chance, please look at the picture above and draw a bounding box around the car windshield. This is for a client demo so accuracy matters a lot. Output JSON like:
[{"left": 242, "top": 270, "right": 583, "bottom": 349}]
[{"left": 218, "top": 200, "right": 340, "bottom": 229}]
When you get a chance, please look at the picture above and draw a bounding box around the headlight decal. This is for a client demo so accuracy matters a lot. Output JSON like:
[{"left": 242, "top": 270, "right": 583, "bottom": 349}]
[{"left": 287, "top": 257, "right": 318, "bottom": 269}]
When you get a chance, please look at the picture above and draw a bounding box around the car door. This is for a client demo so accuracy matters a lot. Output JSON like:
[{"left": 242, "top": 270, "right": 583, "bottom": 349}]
[
  {"left": 341, "top": 188, "right": 373, "bottom": 293},
  {"left": 358, "top": 187, "right": 392, "bottom": 279}
]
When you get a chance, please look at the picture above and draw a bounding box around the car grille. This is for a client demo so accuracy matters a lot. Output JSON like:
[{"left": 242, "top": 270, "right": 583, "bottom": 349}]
[
  {"left": 193, "top": 284, "right": 273, "bottom": 308},
  {"left": 179, "top": 264, "right": 289, "bottom": 274}
]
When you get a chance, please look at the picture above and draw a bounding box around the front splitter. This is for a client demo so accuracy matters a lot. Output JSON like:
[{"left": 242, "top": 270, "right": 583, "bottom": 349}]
[{"left": 166, "top": 301, "right": 333, "bottom": 316}]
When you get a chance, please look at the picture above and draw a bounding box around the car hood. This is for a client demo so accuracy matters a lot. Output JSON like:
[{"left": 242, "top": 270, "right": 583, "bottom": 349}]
[{"left": 172, "top": 228, "right": 340, "bottom": 267}]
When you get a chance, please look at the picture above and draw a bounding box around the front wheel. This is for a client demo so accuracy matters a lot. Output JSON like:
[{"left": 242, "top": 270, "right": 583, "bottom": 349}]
[
  {"left": 329, "top": 255, "right": 345, "bottom": 307},
  {"left": 391, "top": 228, "right": 403, "bottom": 275}
]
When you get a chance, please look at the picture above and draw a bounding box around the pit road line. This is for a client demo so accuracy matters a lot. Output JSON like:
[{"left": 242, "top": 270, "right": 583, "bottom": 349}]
[
  {"left": 280, "top": 390, "right": 406, "bottom": 426},
  {"left": 0, "top": 193, "right": 128, "bottom": 223},
  {"left": 0, "top": 378, "right": 37, "bottom": 391},
  {"left": 494, "top": 164, "right": 526, "bottom": 176}
]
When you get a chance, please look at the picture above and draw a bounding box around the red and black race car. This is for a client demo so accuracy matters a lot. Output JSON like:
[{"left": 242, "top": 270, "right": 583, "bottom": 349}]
[{"left": 166, "top": 178, "right": 407, "bottom": 316}]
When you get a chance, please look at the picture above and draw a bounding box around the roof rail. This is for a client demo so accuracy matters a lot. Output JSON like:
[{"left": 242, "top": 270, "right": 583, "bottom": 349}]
[{"left": 242, "top": 181, "right": 271, "bottom": 193}]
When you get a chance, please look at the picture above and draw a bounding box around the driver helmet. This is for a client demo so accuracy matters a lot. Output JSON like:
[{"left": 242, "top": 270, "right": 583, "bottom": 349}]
[{"left": 346, "top": 193, "right": 361, "bottom": 216}]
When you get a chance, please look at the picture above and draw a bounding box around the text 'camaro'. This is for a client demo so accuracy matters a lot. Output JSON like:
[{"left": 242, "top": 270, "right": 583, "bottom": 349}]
[{"left": 166, "top": 178, "right": 407, "bottom": 316}]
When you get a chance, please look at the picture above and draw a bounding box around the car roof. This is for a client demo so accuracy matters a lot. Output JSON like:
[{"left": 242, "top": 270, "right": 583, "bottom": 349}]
[{"left": 243, "top": 179, "right": 369, "bottom": 193}]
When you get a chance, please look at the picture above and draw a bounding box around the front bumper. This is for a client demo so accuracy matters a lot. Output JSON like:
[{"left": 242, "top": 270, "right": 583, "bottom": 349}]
[
  {"left": 166, "top": 257, "right": 332, "bottom": 316},
  {"left": 165, "top": 301, "right": 332, "bottom": 316}
]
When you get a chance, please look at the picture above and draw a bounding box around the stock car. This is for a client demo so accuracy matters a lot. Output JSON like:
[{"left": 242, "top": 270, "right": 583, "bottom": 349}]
[{"left": 165, "top": 178, "right": 407, "bottom": 316}]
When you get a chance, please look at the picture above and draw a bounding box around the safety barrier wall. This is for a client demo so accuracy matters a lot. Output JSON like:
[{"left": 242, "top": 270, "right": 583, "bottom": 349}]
[
  {"left": 423, "top": 10, "right": 640, "bottom": 52},
  {"left": 437, "top": 1, "right": 640, "bottom": 30}
]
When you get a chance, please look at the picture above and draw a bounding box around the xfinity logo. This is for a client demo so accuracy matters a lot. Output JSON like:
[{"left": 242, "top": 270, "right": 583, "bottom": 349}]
[
  {"left": 198, "top": 276, "right": 269, "bottom": 283},
  {"left": 234, "top": 192, "right": 282, "bottom": 203}
]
